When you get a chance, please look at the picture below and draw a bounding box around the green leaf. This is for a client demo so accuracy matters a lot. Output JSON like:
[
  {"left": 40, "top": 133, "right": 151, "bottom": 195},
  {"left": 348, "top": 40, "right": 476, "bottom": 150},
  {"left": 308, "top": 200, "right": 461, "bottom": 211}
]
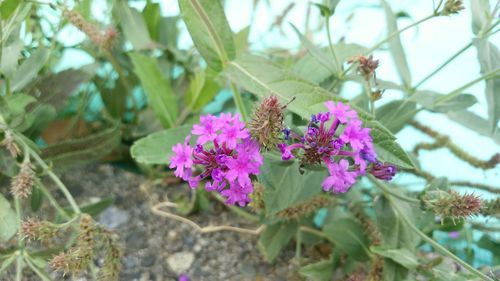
[
  {"left": 0, "top": 37, "right": 23, "bottom": 77},
  {"left": 370, "top": 246, "right": 419, "bottom": 269},
  {"left": 473, "top": 38, "right": 500, "bottom": 132},
  {"left": 477, "top": 234, "right": 500, "bottom": 264},
  {"left": 185, "top": 69, "right": 220, "bottom": 112},
  {"left": 470, "top": 0, "right": 492, "bottom": 35},
  {"left": 179, "top": 0, "right": 235, "bottom": 71},
  {"left": 234, "top": 26, "right": 250, "bottom": 55},
  {"left": 258, "top": 156, "right": 327, "bottom": 217},
  {"left": 299, "top": 257, "right": 335, "bottom": 281},
  {"left": 11, "top": 47, "right": 49, "bottom": 92},
  {"left": 117, "top": 2, "right": 154, "bottom": 50},
  {"left": 0, "top": 194, "right": 17, "bottom": 242},
  {"left": 98, "top": 75, "right": 127, "bottom": 119},
  {"left": 0, "top": 149, "right": 17, "bottom": 177},
  {"left": 0, "top": 0, "right": 19, "bottom": 20},
  {"left": 81, "top": 198, "right": 114, "bottom": 217},
  {"left": 376, "top": 100, "right": 417, "bottom": 133},
  {"left": 130, "top": 125, "right": 193, "bottom": 164},
  {"left": 159, "top": 16, "right": 179, "bottom": 48},
  {"left": 226, "top": 54, "right": 332, "bottom": 119},
  {"left": 323, "top": 215, "right": 370, "bottom": 261},
  {"left": 5, "top": 93, "right": 36, "bottom": 115},
  {"left": 33, "top": 67, "right": 97, "bottom": 111},
  {"left": 142, "top": 0, "right": 161, "bottom": 41},
  {"left": 291, "top": 24, "right": 340, "bottom": 76},
  {"left": 380, "top": 0, "right": 412, "bottom": 88},
  {"left": 41, "top": 125, "right": 121, "bottom": 170},
  {"left": 258, "top": 221, "right": 297, "bottom": 262},
  {"left": 370, "top": 123, "right": 416, "bottom": 169},
  {"left": 0, "top": 254, "right": 17, "bottom": 275},
  {"left": 375, "top": 193, "right": 420, "bottom": 281},
  {"left": 130, "top": 53, "right": 177, "bottom": 128},
  {"left": 446, "top": 110, "right": 500, "bottom": 145},
  {"left": 411, "top": 90, "right": 477, "bottom": 113},
  {"left": 292, "top": 44, "right": 368, "bottom": 84},
  {"left": 30, "top": 186, "right": 43, "bottom": 212}
]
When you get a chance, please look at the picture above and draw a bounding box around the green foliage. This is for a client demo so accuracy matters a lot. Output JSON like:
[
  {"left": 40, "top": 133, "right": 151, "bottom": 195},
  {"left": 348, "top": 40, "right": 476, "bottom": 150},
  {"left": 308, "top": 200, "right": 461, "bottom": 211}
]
[
  {"left": 258, "top": 220, "right": 298, "bottom": 262},
  {"left": 0, "top": 194, "right": 17, "bottom": 242}
]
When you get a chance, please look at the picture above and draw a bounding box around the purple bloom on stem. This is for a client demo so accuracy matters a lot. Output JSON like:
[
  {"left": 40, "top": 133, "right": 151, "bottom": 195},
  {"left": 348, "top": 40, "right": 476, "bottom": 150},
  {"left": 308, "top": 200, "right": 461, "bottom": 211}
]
[
  {"left": 225, "top": 153, "right": 260, "bottom": 187},
  {"left": 192, "top": 115, "right": 219, "bottom": 145},
  {"left": 217, "top": 113, "right": 249, "bottom": 149},
  {"left": 340, "top": 119, "right": 371, "bottom": 151},
  {"left": 370, "top": 162, "right": 397, "bottom": 181},
  {"left": 325, "top": 101, "right": 357, "bottom": 123},
  {"left": 169, "top": 136, "right": 193, "bottom": 179},
  {"left": 321, "top": 159, "right": 357, "bottom": 193},
  {"left": 220, "top": 181, "right": 253, "bottom": 206}
]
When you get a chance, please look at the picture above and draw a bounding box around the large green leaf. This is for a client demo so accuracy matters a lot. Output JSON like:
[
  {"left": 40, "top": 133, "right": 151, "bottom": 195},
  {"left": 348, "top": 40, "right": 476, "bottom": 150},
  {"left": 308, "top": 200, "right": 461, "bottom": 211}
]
[
  {"left": 142, "top": 0, "right": 161, "bottom": 42},
  {"left": 0, "top": 194, "right": 17, "bottom": 242},
  {"left": 226, "top": 54, "right": 332, "bottom": 119},
  {"left": 258, "top": 156, "right": 327, "bottom": 217},
  {"left": 376, "top": 100, "right": 417, "bottom": 133},
  {"left": 184, "top": 69, "right": 220, "bottom": 112},
  {"left": 130, "top": 53, "right": 177, "bottom": 128},
  {"left": 179, "top": 0, "right": 235, "bottom": 71},
  {"left": 117, "top": 2, "right": 155, "bottom": 50},
  {"left": 447, "top": 110, "right": 500, "bottom": 145},
  {"left": 380, "top": 0, "right": 412, "bottom": 88},
  {"left": 323, "top": 213, "right": 370, "bottom": 261},
  {"left": 291, "top": 24, "right": 340, "bottom": 76},
  {"left": 10, "top": 47, "right": 49, "bottom": 92},
  {"left": 374, "top": 193, "right": 420, "bottom": 281},
  {"left": 370, "top": 246, "right": 419, "bottom": 269},
  {"left": 470, "top": 0, "right": 492, "bottom": 35},
  {"left": 298, "top": 257, "right": 336, "bottom": 281},
  {"left": 41, "top": 125, "right": 121, "bottom": 170},
  {"left": 411, "top": 90, "right": 477, "bottom": 113},
  {"left": 473, "top": 38, "right": 500, "bottom": 133},
  {"left": 258, "top": 221, "right": 298, "bottom": 262},
  {"left": 0, "top": 37, "right": 23, "bottom": 77},
  {"left": 130, "top": 125, "right": 193, "bottom": 164},
  {"left": 369, "top": 124, "right": 415, "bottom": 169}
]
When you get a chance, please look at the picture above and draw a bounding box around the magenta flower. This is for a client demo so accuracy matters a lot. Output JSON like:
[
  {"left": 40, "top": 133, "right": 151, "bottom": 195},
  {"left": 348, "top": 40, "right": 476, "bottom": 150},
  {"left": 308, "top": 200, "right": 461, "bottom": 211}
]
[
  {"left": 277, "top": 101, "right": 395, "bottom": 194},
  {"left": 321, "top": 159, "right": 357, "bottom": 193},
  {"left": 192, "top": 114, "right": 219, "bottom": 145},
  {"left": 169, "top": 136, "right": 193, "bottom": 180},
  {"left": 170, "top": 114, "right": 262, "bottom": 206}
]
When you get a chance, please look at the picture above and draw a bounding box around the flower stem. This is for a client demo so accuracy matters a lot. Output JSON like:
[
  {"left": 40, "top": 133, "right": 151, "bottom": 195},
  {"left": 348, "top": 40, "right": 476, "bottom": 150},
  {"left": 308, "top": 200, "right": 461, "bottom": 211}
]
[
  {"left": 372, "top": 177, "right": 494, "bottom": 281},
  {"left": 35, "top": 179, "right": 72, "bottom": 219},
  {"left": 14, "top": 198, "right": 23, "bottom": 281},
  {"left": 414, "top": 42, "right": 473, "bottom": 89},
  {"left": 325, "top": 16, "right": 341, "bottom": 76},
  {"left": 230, "top": 82, "right": 249, "bottom": 122}
]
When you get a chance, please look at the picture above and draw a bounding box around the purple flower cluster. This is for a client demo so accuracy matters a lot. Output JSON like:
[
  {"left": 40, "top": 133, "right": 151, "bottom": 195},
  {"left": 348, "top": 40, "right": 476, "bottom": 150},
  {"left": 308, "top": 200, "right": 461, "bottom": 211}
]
[
  {"left": 278, "top": 101, "right": 395, "bottom": 193},
  {"left": 169, "top": 113, "right": 263, "bottom": 206}
]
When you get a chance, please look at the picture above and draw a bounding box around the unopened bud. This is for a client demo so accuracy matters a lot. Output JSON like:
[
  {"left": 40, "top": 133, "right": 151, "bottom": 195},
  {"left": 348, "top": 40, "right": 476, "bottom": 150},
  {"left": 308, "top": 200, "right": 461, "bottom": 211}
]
[
  {"left": 249, "top": 96, "right": 286, "bottom": 150},
  {"left": 370, "top": 162, "right": 397, "bottom": 181}
]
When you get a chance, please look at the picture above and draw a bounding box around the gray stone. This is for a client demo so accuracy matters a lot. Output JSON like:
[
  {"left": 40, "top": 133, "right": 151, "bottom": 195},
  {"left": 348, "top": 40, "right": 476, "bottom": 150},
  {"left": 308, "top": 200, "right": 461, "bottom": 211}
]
[
  {"left": 98, "top": 206, "right": 129, "bottom": 229},
  {"left": 166, "top": 252, "right": 195, "bottom": 275}
]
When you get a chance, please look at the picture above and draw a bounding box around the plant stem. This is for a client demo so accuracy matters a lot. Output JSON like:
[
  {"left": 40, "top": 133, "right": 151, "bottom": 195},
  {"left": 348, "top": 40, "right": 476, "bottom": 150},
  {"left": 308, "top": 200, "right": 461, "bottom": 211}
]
[
  {"left": 435, "top": 68, "right": 500, "bottom": 104},
  {"left": 295, "top": 229, "right": 302, "bottom": 264},
  {"left": 27, "top": 149, "right": 81, "bottom": 214},
  {"left": 35, "top": 179, "right": 71, "bottom": 219},
  {"left": 230, "top": 82, "right": 248, "bottom": 122},
  {"left": 14, "top": 198, "right": 23, "bottom": 281},
  {"left": 372, "top": 177, "right": 494, "bottom": 281},
  {"left": 414, "top": 42, "right": 473, "bottom": 89},
  {"left": 299, "top": 226, "right": 329, "bottom": 240},
  {"left": 325, "top": 16, "right": 341, "bottom": 75}
]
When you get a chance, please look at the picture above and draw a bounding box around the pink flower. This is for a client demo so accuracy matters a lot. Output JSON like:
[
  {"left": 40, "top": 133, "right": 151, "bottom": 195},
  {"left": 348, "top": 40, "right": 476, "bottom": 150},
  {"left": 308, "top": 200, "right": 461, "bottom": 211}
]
[
  {"left": 340, "top": 119, "right": 371, "bottom": 151},
  {"left": 225, "top": 153, "right": 260, "bottom": 187},
  {"left": 325, "top": 101, "right": 357, "bottom": 123},
  {"left": 192, "top": 114, "right": 219, "bottom": 145},
  {"left": 217, "top": 113, "right": 249, "bottom": 149},
  {"left": 169, "top": 136, "right": 193, "bottom": 179},
  {"left": 220, "top": 181, "right": 253, "bottom": 206},
  {"left": 321, "top": 159, "right": 357, "bottom": 193}
]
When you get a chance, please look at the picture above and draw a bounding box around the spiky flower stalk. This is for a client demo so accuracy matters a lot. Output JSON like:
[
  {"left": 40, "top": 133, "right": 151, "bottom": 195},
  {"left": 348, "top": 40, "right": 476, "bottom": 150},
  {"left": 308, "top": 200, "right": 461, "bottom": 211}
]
[
  {"left": 248, "top": 181, "right": 265, "bottom": 213},
  {"left": 62, "top": 8, "right": 117, "bottom": 50},
  {"left": 1, "top": 130, "right": 20, "bottom": 158},
  {"left": 249, "top": 96, "right": 286, "bottom": 150},
  {"left": 98, "top": 231, "right": 122, "bottom": 281},
  {"left": 276, "top": 195, "right": 333, "bottom": 220},
  {"left": 424, "top": 190, "right": 481, "bottom": 221},
  {"left": 50, "top": 214, "right": 97, "bottom": 275},
  {"left": 11, "top": 161, "right": 36, "bottom": 198},
  {"left": 480, "top": 198, "right": 500, "bottom": 217},
  {"left": 21, "top": 218, "right": 59, "bottom": 243}
]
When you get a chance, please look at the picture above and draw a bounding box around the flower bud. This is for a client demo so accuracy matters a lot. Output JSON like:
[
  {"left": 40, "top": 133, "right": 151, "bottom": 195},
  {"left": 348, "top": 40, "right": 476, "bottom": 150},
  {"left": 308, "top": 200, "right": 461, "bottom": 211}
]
[
  {"left": 348, "top": 55, "right": 379, "bottom": 80},
  {"left": 370, "top": 162, "right": 397, "bottom": 181}
]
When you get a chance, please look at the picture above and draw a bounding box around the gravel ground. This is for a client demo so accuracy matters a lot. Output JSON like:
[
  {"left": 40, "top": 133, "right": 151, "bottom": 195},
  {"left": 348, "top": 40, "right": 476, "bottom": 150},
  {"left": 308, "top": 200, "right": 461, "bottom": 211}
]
[{"left": 2, "top": 164, "right": 304, "bottom": 281}]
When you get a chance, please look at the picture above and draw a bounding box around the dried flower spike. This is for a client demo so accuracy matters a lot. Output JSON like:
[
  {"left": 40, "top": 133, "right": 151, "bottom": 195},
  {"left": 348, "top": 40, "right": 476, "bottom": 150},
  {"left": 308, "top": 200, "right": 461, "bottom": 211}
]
[
  {"left": 425, "top": 190, "right": 481, "bottom": 221},
  {"left": 440, "top": 0, "right": 464, "bottom": 16},
  {"left": 63, "top": 8, "right": 117, "bottom": 50},
  {"left": 11, "top": 162, "right": 36, "bottom": 198},
  {"left": 249, "top": 96, "right": 286, "bottom": 150},
  {"left": 348, "top": 55, "right": 379, "bottom": 80},
  {"left": 1, "top": 130, "right": 20, "bottom": 158},
  {"left": 98, "top": 231, "right": 122, "bottom": 281},
  {"left": 21, "top": 218, "right": 59, "bottom": 243}
]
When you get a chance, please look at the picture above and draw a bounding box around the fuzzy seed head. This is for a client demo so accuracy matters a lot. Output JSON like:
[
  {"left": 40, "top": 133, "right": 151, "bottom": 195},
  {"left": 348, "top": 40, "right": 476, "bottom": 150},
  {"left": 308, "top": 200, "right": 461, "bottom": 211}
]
[
  {"left": 11, "top": 162, "right": 35, "bottom": 198},
  {"left": 98, "top": 232, "right": 122, "bottom": 281},
  {"left": 21, "top": 218, "right": 59, "bottom": 243},
  {"left": 63, "top": 8, "right": 117, "bottom": 50},
  {"left": 276, "top": 195, "right": 332, "bottom": 220},
  {"left": 248, "top": 182, "right": 265, "bottom": 213},
  {"left": 249, "top": 96, "right": 285, "bottom": 150},
  {"left": 425, "top": 190, "right": 481, "bottom": 220}
]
